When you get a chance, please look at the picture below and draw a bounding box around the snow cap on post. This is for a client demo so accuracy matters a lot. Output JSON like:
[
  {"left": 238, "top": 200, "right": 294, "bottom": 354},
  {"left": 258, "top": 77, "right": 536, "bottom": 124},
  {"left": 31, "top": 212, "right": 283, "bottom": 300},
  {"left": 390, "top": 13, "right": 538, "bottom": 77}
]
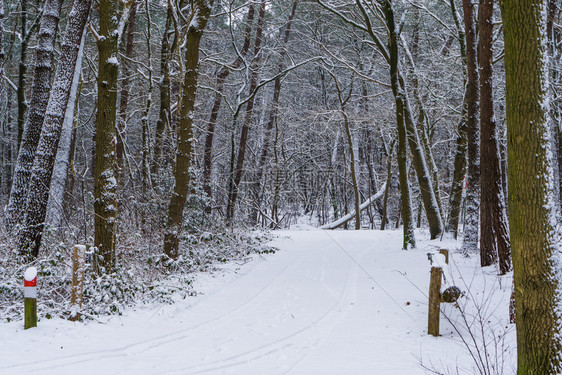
[
  {"left": 24, "top": 267, "right": 37, "bottom": 288},
  {"left": 24, "top": 267, "right": 38, "bottom": 329}
]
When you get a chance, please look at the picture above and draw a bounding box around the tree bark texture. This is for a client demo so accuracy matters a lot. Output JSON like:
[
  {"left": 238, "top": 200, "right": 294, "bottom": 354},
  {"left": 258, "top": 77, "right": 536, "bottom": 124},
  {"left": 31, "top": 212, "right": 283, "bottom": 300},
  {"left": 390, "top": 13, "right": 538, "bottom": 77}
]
[
  {"left": 94, "top": 0, "right": 120, "bottom": 273},
  {"left": 17, "top": 0, "right": 91, "bottom": 258},
  {"left": 460, "top": 0, "right": 480, "bottom": 254},
  {"left": 6, "top": 0, "right": 63, "bottom": 232},
  {"left": 46, "top": 34, "right": 84, "bottom": 228},
  {"left": 0, "top": 0, "right": 4, "bottom": 103},
  {"left": 163, "top": 0, "right": 214, "bottom": 259},
  {"left": 500, "top": 0, "right": 562, "bottom": 373},
  {"left": 478, "top": 0, "right": 511, "bottom": 273}
]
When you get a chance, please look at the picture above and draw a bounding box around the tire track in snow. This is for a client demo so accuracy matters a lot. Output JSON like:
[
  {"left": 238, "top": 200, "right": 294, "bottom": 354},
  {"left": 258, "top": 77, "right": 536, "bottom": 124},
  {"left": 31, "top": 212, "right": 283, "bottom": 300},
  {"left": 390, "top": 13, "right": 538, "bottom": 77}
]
[
  {"left": 157, "top": 245, "right": 361, "bottom": 375},
  {"left": 0, "top": 241, "right": 337, "bottom": 374}
]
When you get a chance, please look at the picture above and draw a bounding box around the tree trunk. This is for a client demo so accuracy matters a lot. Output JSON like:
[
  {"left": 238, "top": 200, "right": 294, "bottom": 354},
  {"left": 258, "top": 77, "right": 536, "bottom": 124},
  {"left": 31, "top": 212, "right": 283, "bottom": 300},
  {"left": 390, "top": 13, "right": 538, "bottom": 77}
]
[
  {"left": 226, "top": 0, "right": 266, "bottom": 223},
  {"left": 381, "top": 140, "right": 395, "bottom": 230},
  {"left": 46, "top": 34, "right": 85, "bottom": 228},
  {"left": 446, "top": 0, "right": 468, "bottom": 239},
  {"left": 203, "top": 4, "right": 255, "bottom": 212},
  {"left": 383, "top": 0, "right": 415, "bottom": 249},
  {"left": 6, "top": 0, "right": 63, "bottom": 232},
  {"left": 94, "top": 0, "right": 122, "bottom": 273},
  {"left": 460, "top": 0, "right": 480, "bottom": 254},
  {"left": 500, "top": 1, "right": 562, "bottom": 372},
  {"left": 250, "top": 0, "right": 299, "bottom": 225},
  {"left": 163, "top": 0, "right": 214, "bottom": 259},
  {"left": 0, "top": 0, "right": 4, "bottom": 105},
  {"left": 152, "top": 3, "right": 172, "bottom": 176},
  {"left": 16, "top": 0, "right": 28, "bottom": 150},
  {"left": 478, "top": 0, "right": 511, "bottom": 272},
  {"left": 17, "top": 0, "right": 91, "bottom": 258},
  {"left": 116, "top": 0, "right": 138, "bottom": 175}
]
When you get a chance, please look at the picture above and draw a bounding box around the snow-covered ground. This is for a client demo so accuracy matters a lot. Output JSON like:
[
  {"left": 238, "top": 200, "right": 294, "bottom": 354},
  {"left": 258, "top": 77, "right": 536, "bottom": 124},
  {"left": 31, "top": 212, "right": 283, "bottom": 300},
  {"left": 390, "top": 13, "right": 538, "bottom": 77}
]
[{"left": 0, "top": 229, "right": 515, "bottom": 374}]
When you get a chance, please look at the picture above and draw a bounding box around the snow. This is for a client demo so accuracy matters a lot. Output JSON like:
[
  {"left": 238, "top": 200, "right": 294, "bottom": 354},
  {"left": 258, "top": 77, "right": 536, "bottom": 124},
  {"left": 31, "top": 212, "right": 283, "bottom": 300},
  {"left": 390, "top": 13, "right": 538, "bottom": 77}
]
[
  {"left": 0, "top": 229, "right": 515, "bottom": 374},
  {"left": 24, "top": 267, "right": 38, "bottom": 282}
]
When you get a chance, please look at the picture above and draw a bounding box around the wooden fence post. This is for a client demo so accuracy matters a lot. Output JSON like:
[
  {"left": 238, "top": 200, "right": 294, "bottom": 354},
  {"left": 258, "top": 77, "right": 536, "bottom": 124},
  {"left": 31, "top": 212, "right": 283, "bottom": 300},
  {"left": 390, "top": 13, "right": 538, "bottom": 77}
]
[
  {"left": 428, "top": 266, "right": 442, "bottom": 336},
  {"left": 439, "top": 249, "right": 449, "bottom": 264},
  {"left": 24, "top": 267, "right": 38, "bottom": 329},
  {"left": 70, "top": 245, "right": 86, "bottom": 321}
]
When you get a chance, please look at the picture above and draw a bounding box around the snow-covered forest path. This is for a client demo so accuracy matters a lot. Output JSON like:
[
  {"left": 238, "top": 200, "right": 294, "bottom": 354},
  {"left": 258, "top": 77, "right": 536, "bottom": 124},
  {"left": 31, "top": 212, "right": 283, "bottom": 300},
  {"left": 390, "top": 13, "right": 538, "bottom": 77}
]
[{"left": 0, "top": 230, "right": 514, "bottom": 374}]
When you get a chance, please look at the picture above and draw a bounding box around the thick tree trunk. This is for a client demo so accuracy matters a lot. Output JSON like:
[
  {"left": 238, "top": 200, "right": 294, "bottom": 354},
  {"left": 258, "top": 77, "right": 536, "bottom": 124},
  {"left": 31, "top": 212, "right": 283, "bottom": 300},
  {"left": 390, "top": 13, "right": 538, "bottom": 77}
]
[
  {"left": 6, "top": 0, "right": 63, "bottom": 232},
  {"left": 383, "top": 0, "right": 415, "bottom": 248},
  {"left": 226, "top": 0, "right": 266, "bottom": 223},
  {"left": 163, "top": 0, "right": 214, "bottom": 259},
  {"left": 203, "top": 4, "right": 255, "bottom": 212},
  {"left": 250, "top": 0, "right": 298, "bottom": 225},
  {"left": 46, "top": 34, "right": 85, "bottom": 228},
  {"left": 500, "top": 1, "right": 562, "bottom": 373},
  {"left": 94, "top": 0, "right": 121, "bottom": 273},
  {"left": 17, "top": 0, "right": 91, "bottom": 258},
  {"left": 460, "top": 0, "right": 480, "bottom": 254},
  {"left": 478, "top": 0, "right": 511, "bottom": 273}
]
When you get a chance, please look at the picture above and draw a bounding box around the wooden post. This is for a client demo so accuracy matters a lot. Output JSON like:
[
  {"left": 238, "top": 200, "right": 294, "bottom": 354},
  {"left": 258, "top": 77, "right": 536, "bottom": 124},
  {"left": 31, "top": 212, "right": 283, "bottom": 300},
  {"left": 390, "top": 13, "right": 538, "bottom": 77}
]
[
  {"left": 428, "top": 266, "right": 443, "bottom": 336},
  {"left": 439, "top": 249, "right": 449, "bottom": 264},
  {"left": 70, "top": 245, "right": 86, "bottom": 321},
  {"left": 24, "top": 267, "right": 37, "bottom": 329}
]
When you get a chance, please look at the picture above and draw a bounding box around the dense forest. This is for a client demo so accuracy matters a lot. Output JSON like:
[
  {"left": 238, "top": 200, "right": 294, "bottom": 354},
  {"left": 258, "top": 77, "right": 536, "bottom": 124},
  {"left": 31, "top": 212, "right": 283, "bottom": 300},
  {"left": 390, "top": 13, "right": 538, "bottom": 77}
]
[{"left": 1, "top": 0, "right": 561, "bottom": 373}]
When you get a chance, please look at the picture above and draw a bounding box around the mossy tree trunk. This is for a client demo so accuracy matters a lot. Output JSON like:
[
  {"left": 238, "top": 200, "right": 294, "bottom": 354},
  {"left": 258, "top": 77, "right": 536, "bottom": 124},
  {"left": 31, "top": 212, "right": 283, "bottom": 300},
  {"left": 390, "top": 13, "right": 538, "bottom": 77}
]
[
  {"left": 163, "top": 0, "right": 214, "bottom": 259},
  {"left": 500, "top": 0, "right": 562, "bottom": 373}
]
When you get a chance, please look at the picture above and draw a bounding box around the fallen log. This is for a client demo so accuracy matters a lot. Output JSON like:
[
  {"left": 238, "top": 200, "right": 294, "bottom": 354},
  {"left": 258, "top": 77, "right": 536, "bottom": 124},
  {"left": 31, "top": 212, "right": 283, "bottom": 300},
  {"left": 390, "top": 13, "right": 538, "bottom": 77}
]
[{"left": 321, "top": 182, "right": 387, "bottom": 230}]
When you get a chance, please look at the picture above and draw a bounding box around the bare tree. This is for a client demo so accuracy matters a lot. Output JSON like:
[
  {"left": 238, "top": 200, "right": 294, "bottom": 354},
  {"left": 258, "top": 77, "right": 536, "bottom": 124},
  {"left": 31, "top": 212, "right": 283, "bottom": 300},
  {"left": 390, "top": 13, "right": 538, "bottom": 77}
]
[
  {"left": 500, "top": 0, "right": 562, "bottom": 372},
  {"left": 17, "top": 0, "right": 92, "bottom": 258},
  {"left": 163, "top": 0, "right": 215, "bottom": 259},
  {"left": 6, "top": 0, "right": 63, "bottom": 232}
]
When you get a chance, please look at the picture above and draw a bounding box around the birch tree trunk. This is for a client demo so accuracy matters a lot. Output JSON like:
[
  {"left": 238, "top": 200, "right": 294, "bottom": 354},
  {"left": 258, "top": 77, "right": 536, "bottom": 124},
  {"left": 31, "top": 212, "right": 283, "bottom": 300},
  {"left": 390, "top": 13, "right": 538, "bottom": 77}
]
[
  {"left": 500, "top": 0, "right": 562, "bottom": 372},
  {"left": 478, "top": 0, "right": 511, "bottom": 273},
  {"left": 163, "top": 0, "right": 214, "bottom": 259},
  {"left": 6, "top": 0, "right": 63, "bottom": 232},
  {"left": 18, "top": 0, "right": 92, "bottom": 258},
  {"left": 94, "top": 0, "right": 121, "bottom": 273},
  {"left": 460, "top": 0, "right": 480, "bottom": 254}
]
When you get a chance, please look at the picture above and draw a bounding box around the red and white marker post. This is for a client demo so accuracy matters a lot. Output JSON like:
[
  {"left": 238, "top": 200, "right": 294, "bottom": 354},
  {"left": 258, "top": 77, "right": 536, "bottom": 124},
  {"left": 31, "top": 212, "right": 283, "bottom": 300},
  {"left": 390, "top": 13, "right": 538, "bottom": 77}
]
[{"left": 24, "top": 267, "right": 37, "bottom": 329}]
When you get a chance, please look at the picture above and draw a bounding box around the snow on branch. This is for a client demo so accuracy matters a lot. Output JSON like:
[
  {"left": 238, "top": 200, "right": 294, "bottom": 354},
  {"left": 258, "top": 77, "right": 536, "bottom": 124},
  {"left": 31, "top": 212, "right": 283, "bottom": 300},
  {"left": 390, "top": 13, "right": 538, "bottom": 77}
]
[{"left": 322, "top": 181, "right": 387, "bottom": 230}]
